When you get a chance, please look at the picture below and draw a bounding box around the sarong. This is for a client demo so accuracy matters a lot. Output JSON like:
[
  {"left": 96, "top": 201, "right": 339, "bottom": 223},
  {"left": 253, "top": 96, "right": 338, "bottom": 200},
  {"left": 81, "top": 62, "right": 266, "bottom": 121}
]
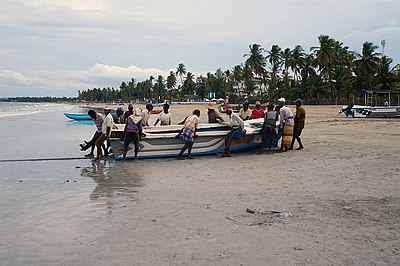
[
  {"left": 281, "top": 124, "right": 294, "bottom": 148},
  {"left": 263, "top": 125, "right": 276, "bottom": 142},
  {"left": 182, "top": 128, "right": 194, "bottom": 143},
  {"left": 226, "top": 127, "right": 242, "bottom": 140}
]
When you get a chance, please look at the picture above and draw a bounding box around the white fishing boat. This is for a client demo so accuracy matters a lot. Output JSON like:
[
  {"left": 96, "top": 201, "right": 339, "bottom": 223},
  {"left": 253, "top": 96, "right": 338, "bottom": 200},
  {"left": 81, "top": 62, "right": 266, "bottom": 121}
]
[
  {"left": 109, "top": 118, "right": 281, "bottom": 160},
  {"left": 340, "top": 104, "right": 400, "bottom": 118}
]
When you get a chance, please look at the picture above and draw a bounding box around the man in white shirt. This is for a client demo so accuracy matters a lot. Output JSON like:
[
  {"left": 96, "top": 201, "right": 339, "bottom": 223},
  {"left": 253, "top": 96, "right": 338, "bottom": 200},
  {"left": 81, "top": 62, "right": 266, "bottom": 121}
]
[
  {"left": 220, "top": 106, "right": 246, "bottom": 157},
  {"left": 94, "top": 107, "right": 114, "bottom": 162},
  {"left": 277, "top": 98, "right": 294, "bottom": 152},
  {"left": 239, "top": 101, "right": 252, "bottom": 120},
  {"left": 154, "top": 104, "right": 171, "bottom": 126},
  {"left": 141, "top": 103, "right": 153, "bottom": 127}
]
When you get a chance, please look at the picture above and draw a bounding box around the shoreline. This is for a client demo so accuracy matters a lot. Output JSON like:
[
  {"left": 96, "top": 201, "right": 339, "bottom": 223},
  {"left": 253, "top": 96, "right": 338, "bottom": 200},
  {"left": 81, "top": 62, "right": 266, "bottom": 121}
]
[{"left": 1, "top": 103, "right": 399, "bottom": 265}]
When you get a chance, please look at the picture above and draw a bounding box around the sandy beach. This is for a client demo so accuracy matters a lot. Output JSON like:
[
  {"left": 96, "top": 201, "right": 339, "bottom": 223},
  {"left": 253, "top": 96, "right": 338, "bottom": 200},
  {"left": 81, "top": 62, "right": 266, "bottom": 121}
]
[{"left": 1, "top": 104, "right": 399, "bottom": 265}]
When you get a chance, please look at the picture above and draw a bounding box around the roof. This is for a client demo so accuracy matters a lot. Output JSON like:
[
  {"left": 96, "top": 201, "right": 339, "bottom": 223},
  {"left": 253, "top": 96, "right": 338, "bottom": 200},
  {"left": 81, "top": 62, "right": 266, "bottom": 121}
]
[{"left": 360, "top": 89, "right": 400, "bottom": 94}]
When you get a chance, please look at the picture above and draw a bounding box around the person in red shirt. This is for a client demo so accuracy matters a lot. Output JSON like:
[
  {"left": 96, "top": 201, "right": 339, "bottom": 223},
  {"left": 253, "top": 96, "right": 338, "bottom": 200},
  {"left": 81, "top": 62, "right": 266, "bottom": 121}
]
[{"left": 251, "top": 101, "right": 265, "bottom": 119}]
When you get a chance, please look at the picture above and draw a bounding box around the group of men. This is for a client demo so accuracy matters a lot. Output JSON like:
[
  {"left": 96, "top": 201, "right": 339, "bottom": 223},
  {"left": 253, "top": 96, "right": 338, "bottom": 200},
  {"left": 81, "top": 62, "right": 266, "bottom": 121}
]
[
  {"left": 81, "top": 103, "right": 156, "bottom": 162},
  {"left": 82, "top": 99, "right": 306, "bottom": 161},
  {"left": 177, "top": 98, "right": 306, "bottom": 159}
]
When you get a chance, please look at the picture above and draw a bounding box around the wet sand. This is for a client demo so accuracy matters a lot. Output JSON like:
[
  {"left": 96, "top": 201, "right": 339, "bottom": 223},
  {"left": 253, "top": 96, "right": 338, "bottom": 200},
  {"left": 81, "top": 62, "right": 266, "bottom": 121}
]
[{"left": 1, "top": 105, "right": 400, "bottom": 265}]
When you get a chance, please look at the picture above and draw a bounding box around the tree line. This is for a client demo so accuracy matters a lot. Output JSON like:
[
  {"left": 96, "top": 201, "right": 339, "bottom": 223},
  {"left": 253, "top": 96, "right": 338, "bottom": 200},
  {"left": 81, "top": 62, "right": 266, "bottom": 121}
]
[
  {"left": 0, "top": 96, "right": 77, "bottom": 102},
  {"left": 78, "top": 35, "right": 400, "bottom": 104}
]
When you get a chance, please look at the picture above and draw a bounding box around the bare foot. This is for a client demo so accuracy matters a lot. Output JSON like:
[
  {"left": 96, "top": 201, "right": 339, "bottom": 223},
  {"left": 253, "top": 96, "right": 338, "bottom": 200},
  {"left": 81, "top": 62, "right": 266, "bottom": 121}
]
[
  {"left": 94, "top": 156, "right": 104, "bottom": 162},
  {"left": 296, "top": 146, "right": 304, "bottom": 150},
  {"left": 176, "top": 156, "right": 184, "bottom": 160}
]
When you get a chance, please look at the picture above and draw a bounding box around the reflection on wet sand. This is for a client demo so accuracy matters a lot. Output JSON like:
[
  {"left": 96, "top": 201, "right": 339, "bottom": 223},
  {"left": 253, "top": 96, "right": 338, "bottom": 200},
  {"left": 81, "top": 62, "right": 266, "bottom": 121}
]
[{"left": 80, "top": 160, "right": 144, "bottom": 201}]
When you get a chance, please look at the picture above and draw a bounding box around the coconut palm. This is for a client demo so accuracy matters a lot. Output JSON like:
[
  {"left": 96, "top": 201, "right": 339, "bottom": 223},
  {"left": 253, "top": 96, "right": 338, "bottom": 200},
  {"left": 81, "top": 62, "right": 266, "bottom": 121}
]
[
  {"left": 266, "top": 44, "right": 283, "bottom": 92},
  {"left": 354, "top": 41, "right": 381, "bottom": 90},
  {"left": 153, "top": 75, "right": 165, "bottom": 101},
  {"left": 243, "top": 43, "right": 266, "bottom": 79},
  {"left": 377, "top": 56, "right": 394, "bottom": 89},
  {"left": 289, "top": 45, "right": 305, "bottom": 84},
  {"left": 311, "top": 35, "right": 336, "bottom": 81},
  {"left": 166, "top": 71, "right": 177, "bottom": 91},
  {"left": 176, "top": 63, "right": 187, "bottom": 84},
  {"left": 182, "top": 72, "right": 195, "bottom": 96}
]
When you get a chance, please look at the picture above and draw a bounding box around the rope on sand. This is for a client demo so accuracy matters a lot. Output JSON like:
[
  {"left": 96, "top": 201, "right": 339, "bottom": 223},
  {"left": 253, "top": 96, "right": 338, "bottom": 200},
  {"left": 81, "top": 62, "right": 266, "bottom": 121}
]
[{"left": 0, "top": 157, "right": 90, "bottom": 163}]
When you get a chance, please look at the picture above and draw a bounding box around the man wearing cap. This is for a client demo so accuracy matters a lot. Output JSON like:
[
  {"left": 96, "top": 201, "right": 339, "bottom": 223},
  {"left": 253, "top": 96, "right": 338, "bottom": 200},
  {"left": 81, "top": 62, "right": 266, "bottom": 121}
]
[
  {"left": 141, "top": 103, "right": 153, "bottom": 127},
  {"left": 239, "top": 101, "right": 252, "bottom": 120},
  {"left": 220, "top": 106, "right": 246, "bottom": 157},
  {"left": 277, "top": 98, "right": 294, "bottom": 152},
  {"left": 112, "top": 107, "right": 125, "bottom": 124},
  {"left": 207, "top": 103, "right": 225, "bottom": 123},
  {"left": 251, "top": 101, "right": 265, "bottom": 119},
  {"left": 290, "top": 98, "right": 306, "bottom": 150},
  {"left": 94, "top": 107, "right": 114, "bottom": 162}
]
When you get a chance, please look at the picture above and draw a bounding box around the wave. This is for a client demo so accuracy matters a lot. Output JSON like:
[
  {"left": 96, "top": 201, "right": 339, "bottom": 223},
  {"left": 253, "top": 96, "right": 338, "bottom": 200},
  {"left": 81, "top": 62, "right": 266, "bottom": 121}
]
[
  {"left": 0, "top": 110, "right": 42, "bottom": 118},
  {"left": 0, "top": 102, "right": 73, "bottom": 118}
]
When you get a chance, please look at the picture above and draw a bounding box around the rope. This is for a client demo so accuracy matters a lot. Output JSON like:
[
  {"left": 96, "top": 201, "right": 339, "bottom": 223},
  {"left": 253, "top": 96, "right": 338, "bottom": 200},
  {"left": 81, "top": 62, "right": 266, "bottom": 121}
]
[{"left": 0, "top": 157, "right": 90, "bottom": 163}]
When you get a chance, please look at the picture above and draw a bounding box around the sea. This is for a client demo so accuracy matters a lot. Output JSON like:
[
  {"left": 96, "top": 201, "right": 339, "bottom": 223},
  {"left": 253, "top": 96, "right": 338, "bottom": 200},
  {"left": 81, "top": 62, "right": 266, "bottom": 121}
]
[
  {"left": 0, "top": 102, "right": 130, "bottom": 264},
  {"left": 0, "top": 102, "right": 98, "bottom": 160}
]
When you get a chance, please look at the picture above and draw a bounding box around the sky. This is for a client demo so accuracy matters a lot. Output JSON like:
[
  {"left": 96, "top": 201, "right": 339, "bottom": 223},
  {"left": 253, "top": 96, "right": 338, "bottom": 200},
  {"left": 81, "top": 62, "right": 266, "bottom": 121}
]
[{"left": 0, "top": 0, "right": 399, "bottom": 97}]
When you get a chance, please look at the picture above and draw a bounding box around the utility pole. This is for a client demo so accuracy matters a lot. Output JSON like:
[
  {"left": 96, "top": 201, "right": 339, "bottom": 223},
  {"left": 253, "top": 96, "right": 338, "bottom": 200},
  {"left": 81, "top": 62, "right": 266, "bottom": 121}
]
[{"left": 381, "top": 39, "right": 386, "bottom": 56}]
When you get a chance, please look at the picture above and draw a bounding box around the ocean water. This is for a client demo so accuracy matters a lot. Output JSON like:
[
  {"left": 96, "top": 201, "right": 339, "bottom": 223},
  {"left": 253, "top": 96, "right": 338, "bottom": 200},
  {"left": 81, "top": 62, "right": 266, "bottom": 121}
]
[{"left": 0, "top": 102, "right": 97, "bottom": 160}]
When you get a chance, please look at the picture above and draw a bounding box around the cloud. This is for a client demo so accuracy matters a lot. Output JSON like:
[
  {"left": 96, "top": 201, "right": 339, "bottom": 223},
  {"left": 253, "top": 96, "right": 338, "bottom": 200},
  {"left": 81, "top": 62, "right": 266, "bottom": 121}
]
[
  {"left": 344, "top": 21, "right": 400, "bottom": 40},
  {"left": 0, "top": 64, "right": 172, "bottom": 97},
  {"left": 1, "top": 0, "right": 400, "bottom": 97},
  {"left": 0, "top": 70, "right": 30, "bottom": 86}
]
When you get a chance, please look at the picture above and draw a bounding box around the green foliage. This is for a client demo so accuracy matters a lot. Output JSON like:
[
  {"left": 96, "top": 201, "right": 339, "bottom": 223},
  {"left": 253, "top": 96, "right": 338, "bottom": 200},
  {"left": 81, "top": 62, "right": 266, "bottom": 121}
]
[{"left": 77, "top": 36, "right": 399, "bottom": 104}]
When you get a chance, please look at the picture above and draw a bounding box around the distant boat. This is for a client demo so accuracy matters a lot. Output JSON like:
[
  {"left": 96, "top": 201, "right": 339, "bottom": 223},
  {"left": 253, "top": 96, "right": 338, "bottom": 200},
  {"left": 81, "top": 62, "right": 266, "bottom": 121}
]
[
  {"left": 339, "top": 105, "right": 400, "bottom": 118},
  {"left": 150, "top": 109, "right": 162, "bottom": 114},
  {"left": 64, "top": 113, "right": 92, "bottom": 120}
]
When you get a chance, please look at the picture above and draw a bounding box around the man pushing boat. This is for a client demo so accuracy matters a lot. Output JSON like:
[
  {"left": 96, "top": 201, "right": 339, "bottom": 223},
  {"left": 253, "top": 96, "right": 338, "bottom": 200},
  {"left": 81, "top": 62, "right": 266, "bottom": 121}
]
[{"left": 175, "top": 109, "right": 200, "bottom": 160}]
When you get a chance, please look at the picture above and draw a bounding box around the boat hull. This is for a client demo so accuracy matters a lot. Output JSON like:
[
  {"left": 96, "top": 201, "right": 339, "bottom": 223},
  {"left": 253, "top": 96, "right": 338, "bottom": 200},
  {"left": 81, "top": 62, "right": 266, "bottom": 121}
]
[
  {"left": 109, "top": 119, "right": 281, "bottom": 160},
  {"left": 340, "top": 105, "right": 400, "bottom": 118},
  {"left": 64, "top": 113, "right": 92, "bottom": 120}
]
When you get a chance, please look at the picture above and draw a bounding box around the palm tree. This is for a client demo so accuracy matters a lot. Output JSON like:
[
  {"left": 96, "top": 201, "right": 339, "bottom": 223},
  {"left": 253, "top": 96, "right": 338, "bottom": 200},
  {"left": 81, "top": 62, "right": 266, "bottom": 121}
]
[
  {"left": 243, "top": 43, "right": 266, "bottom": 96},
  {"left": 195, "top": 75, "right": 207, "bottom": 100},
  {"left": 243, "top": 43, "right": 266, "bottom": 80},
  {"left": 354, "top": 41, "right": 381, "bottom": 90},
  {"left": 153, "top": 75, "right": 165, "bottom": 101},
  {"left": 166, "top": 71, "right": 177, "bottom": 91},
  {"left": 231, "top": 65, "right": 244, "bottom": 95},
  {"left": 281, "top": 48, "right": 292, "bottom": 97},
  {"left": 311, "top": 35, "right": 337, "bottom": 101},
  {"left": 311, "top": 35, "right": 336, "bottom": 81},
  {"left": 266, "top": 44, "right": 283, "bottom": 93},
  {"left": 289, "top": 45, "right": 305, "bottom": 84},
  {"left": 377, "top": 56, "right": 394, "bottom": 89},
  {"left": 182, "top": 72, "right": 195, "bottom": 97},
  {"left": 224, "top": 69, "right": 233, "bottom": 97},
  {"left": 176, "top": 63, "right": 187, "bottom": 84},
  {"left": 242, "top": 64, "right": 254, "bottom": 97}
]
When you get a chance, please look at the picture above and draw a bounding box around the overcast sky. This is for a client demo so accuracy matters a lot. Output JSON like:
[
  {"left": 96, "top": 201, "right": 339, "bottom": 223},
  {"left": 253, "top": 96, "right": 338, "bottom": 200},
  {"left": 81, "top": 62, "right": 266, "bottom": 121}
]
[{"left": 0, "top": 0, "right": 399, "bottom": 97}]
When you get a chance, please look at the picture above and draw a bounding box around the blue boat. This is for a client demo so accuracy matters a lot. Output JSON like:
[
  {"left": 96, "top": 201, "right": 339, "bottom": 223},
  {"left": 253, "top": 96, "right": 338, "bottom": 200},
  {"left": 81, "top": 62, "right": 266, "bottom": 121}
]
[{"left": 64, "top": 113, "right": 92, "bottom": 120}]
